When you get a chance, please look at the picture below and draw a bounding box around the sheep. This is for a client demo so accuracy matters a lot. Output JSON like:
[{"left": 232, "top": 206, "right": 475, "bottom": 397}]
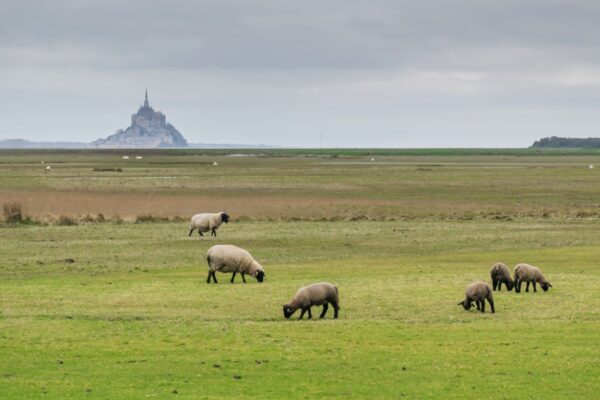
[
  {"left": 188, "top": 212, "right": 230, "bottom": 237},
  {"left": 514, "top": 263, "right": 552, "bottom": 293},
  {"left": 490, "top": 262, "right": 514, "bottom": 291},
  {"left": 206, "top": 244, "right": 265, "bottom": 284},
  {"left": 457, "top": 281, "right": 495, "bottom": 313},
  {"left": 283, "top": 282, "right": 340, "bottom": 320}
]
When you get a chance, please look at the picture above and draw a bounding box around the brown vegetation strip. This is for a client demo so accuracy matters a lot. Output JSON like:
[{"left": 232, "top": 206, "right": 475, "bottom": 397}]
[{"left": 1, "top": 190, "right": 594, "bottom": 221}]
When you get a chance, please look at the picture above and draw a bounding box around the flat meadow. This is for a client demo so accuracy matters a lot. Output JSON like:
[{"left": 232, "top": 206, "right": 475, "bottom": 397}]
[{"left": 1, "top": 149, "right": 599, "bottom": 399}]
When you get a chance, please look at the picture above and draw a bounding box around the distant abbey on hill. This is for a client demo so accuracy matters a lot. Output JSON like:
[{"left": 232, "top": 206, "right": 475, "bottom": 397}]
[{"left": 92, "top": 90, "right": 189, "bottom": 148}]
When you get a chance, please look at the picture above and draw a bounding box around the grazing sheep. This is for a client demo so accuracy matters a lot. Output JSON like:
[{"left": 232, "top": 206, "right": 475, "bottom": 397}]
[
  {"left": 283, "top": 282, "right": 340, "bottom": 320},
  {"left": 189, "top": 212, "right": 230, "bottom": 237},
  {"left": 514, "top": 263, "right": 552, "bottom": 293},
  {"left": 457, "top": 281, "right": 495, "bottom": 313},
  {"left": 206, "top": 244, "right": 265, "bottom": 284},
  {"left": 490, "top": 262, "right": 514, "bottom": 291}
]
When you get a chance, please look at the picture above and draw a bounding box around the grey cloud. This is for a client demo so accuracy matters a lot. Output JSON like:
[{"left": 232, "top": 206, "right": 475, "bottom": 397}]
[{"left": 1, "top": 0, "right": 600, "bottom": 146}]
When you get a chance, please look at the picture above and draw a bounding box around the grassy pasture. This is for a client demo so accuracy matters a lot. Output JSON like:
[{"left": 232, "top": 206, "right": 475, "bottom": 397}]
[{"left": 1, "top": 150, "right": 600, "bottom": 399}]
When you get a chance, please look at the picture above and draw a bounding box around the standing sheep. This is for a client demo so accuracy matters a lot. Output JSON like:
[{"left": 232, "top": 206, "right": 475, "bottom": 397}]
[
  {"left": 283, "top": 282, "right": 340, "bottom": 320},
  {"left": 189, "top": 212, "right": 230, "bottom": 237},
  {"left": 514, "top": 263, "right": 552, "bottom": 293},
  {"left": 457, "top": 281, "right": 495, "bottom": 313},
  {"left": 490, "top": 262, "right": 514, "bottom": 291},
  {"left": 206, "top": 244, "right": 265, "bottom": 284}
]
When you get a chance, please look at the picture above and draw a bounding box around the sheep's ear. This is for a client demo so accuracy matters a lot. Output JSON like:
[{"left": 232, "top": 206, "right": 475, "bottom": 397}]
[
  {"left": 548, "top": 282, "right": 553, "bottom": 287},
  {"left": 457, "top": 301, "right": 463, "bottom": 306}
]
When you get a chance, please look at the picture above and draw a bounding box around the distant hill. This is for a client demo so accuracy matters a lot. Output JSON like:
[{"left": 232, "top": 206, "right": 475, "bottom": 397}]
[
  {"left": 531, "top": 136, "right": 600, "bottom": 148},
  {"left": 0, "top": 139, "right": 90, "bottom": 149}
]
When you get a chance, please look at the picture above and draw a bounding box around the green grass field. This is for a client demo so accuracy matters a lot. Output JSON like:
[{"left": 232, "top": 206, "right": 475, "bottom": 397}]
[{"left": 1, "top": 150, "right": 599, "bottom": 398}]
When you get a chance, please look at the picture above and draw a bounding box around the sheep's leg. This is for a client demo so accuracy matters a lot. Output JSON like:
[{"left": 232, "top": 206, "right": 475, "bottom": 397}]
[
  {"left": 498, "top": 281, "right": 502, "bottom": 291},
  {"left": 211, "top": 228, "right": 216, "bottom": 237},
  {"left": 198, "top": 231, "right": 204, "bottom": 237},
  {"left": 230, "top": 272, "right": 236, "bottom": 283},
  {"left": 475, "top": 301, "right": 481, "bottom": 311},
  {"left": 241, "top": 272, "right": 247, "bottom": 283},
  {"left": 188, "top": 228, "right": 195, "bottom": 237},
  {"left": 331, "top": 301, "right": 339, "bottom": 319},
  {"left": 206, "top": 271, "right": 212, "bottom": 284},
  {"left": 306, "top": 307, "right": 312, "bottom": 320},
  {"left": 516, "top": 278, "right": 522, "bottom": 293},
  {"left": 526, "top": 281, "right": 530, "bottom": 292},
  {"left": 480, "top": 300, "right": 485, "bottom": 313},
  {"left": 319, "top": 304, "right": 329, "bottom": 319},
  {"left": 299, "top": 308, "right": 307, "bottom": 320},
  {"left": 211, "top": 271, "right": 218, "bottom": 283},
  {"left": 488, "top": 298, "right": 495, "bottom": 314},
  {"left": 492, "top": 279, "right": 497, "bottom": 291},
  {"left": 532, "top": 281, "right": 537, "bottom": 292}
]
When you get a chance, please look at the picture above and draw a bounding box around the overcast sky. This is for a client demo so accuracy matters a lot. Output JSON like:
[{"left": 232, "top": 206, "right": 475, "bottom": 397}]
[{"left": 1, "top": 0, "right": 599, "bottom": 147}]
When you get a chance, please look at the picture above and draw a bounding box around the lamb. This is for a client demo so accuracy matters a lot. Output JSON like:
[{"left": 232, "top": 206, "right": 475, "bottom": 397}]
[
  {"left": 188, "top": 212, "right": 230, "bottom": 237},
  {"left": 514, "top": 263, "right": 552, "bottom": 293},
  {"left": 206, "top": 244, "right": 265, "bottom": 284},
  {"left": 283, "top": 282, "right": 340, "bottom": 320},
  {"left": 490, "top": 262, "right": 514, "bottom": 291},
  {"left": 457, "top": 281, "right": 495, "bottom": 313}
]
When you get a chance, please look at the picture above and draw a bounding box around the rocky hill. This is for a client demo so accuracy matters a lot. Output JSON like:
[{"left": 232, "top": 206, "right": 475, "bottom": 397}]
[{"left": 92, "top": 91, "right": 188, "bottom": 148}]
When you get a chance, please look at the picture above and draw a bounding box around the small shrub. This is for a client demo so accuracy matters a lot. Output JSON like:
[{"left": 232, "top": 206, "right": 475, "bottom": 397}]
[
  {"left": 3, "top": 202, "right": 23, "bottom": 223},
  {"left": 135, "top": 214, "right": 168, "bottom": 223},
  {"left": 81, "top": 214, "right": 95, "bottom": 223},
  {"left": 93, "top": 168, "right": 123, "bottom": 172},
  {"left": 96, "top": 213, "right": 105, "bottom": 223},
  {"left": 56, "top": 215, "right": 78, "bottom": 226}
]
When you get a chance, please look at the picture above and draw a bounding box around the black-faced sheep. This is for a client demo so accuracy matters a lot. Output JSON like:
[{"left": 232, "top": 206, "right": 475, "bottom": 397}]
[
  {"left": 206, "top": 244, "right": 265, "bottom": 284},
  {"left": 514, "top": 263, "right": 552, "bottom": 293},
  {"left": 457, "top": 281, "right": 495, "bottom": 313},
  {"left": 283, "top": 282, "right": 340, "bottom": 320},
  {"left": 490, "top": 262, "right": 514, "bottom": 291},
  {"left": 189, "top": 212, "right": 230, "bottom": 237}
]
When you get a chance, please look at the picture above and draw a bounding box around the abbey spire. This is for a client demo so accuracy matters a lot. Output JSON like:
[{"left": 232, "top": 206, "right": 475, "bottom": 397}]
[{"left": 143, "top": 88, "right": 149, "bottom": 108}]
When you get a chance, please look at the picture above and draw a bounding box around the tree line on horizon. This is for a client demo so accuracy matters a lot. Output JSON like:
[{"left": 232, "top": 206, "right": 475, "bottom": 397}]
[{"left": 531, "top": 136, "right": 600, "bottom": 148}]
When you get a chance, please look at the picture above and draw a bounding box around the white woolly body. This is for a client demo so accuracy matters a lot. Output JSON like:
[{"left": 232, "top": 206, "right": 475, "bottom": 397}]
[
  {"left": 190, "top": 212, "right": 225, "bottom": 233},
  {"left": 207, "top": 245, "right": 263, "bottom": 276}
]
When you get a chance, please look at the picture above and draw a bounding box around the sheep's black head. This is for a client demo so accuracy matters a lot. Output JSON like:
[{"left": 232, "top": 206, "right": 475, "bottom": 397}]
[
  {"left": 506, "top": 280, "right": 515, "bottom": 291},
  {"left": 255, "top": 270, "right": 265, "bottom": 283},
  {"left": 283, "top": 305, "right": 295, "bottom": 319},
  {"left": 220, "top": 212, "right": 230, "bottom": 223},
  {"left": 457, "top": 300, "right": 473, "bottom": 311},
  {"left": 541, "top": 282, "right": 552, "bottom": 292}
]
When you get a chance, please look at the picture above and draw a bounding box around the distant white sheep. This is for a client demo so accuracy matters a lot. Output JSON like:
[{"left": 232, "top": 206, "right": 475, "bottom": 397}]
[{"left": 188, "top": 212, "right": 230, "bottom": 237}]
